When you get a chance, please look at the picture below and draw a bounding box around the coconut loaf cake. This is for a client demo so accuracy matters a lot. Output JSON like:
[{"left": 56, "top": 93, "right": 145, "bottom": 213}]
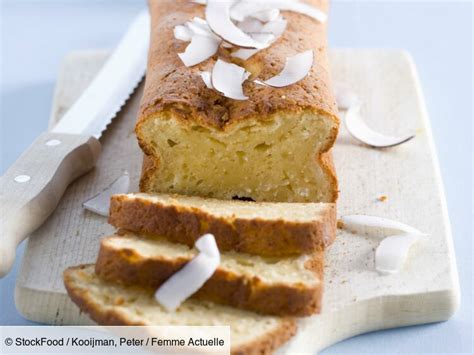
[
  {"left": 109, "top": 193, "right": 337, "bottom": 256},
  {"left": 64, "top": 265, "right": 296, "bottom": 355},
  {"left": 136, "top": 0, "right": 339, "bottom": 203},
  {"left": 64, "top": 2, "right": 338, "bottom": 352},
  {"left": 95, "top": 231, "right": 324, "bottom": 316}
]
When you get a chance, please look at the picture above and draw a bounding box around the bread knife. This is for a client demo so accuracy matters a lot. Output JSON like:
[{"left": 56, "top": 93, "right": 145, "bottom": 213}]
[{"left": 0, "top": 10, "right": 150, "bottom": 278}]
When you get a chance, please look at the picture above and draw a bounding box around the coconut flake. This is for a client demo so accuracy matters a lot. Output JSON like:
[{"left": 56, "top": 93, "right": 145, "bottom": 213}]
[
  {"left": 345, "top": 103, "right": 415, "bottom": 148},
  {"left": 230, "top": 0, "right": 326, "bottom": 23},
  {"left": 178, "top": 34, "right": 220, "bottom": 67},
  {"left": 82, "top": 172, "right": 130, "bottom": 217},
  {"left": 242, "top": 70, "right": 251, "bottom": 81},
  {"left": 200, "top": 71, "right": 213, "bottom": 88},
  {"left": 174, "top": 25, "right": 193, "bottom": 41},
  {"left": 211, "top": 59, "right": 250, "bottom": 100},
  {"left": 251, "top": 32, "right": 275, "bottom": 46},
  {"left": 252, "top": 8, "right": 280, "bottom": 22},
  {"left": 276, "top": 0, "right": 327, "bottom": 23},
  {"left": 186, "top": 20, "right": 211, "bottom": 37},
  {"left": 232, "top": 48, "right": 260, "bottom": 60},
  {"left": 195, "top": 234, "right": 220, "bottom": 257},
  {"left": 232, "top": 16, "right": 286, "bottom": 60},
  {"left": 339, "top": 215, "right": 427, "bottom": 237},
  {"left": 191, "top": 16, "right": 207, "bottom": 25},
  {"left": 185, "top": 17, "right": 221, "bottom": 41},
  {"left": 175, "top": 17, "right": 221, "bottom": 43},
  {"left": 232, "top": 6, "right": 280, "bottom": 23},
  {"left": 334, "top": 83, "right": 359, "bottom": 110},
  {"left": 155, "top": 234, "right": 220, "bottom": 311},
  {"left": 205, "top": 0, "right": 269, "bottom": 49},
  {"left": 261, "top": 16, "right": 287, "bottom": 38},
  {"left": 237, "top": 17, "right": 264, "bottom": 33},
  {"left": 258, "top": 50, "right": 313, "bottom": 87},
  {"left": 376, "top": 234, "right": 422, "bottom": 274},
  {"left": 230, "top": 1, "right": 265, "bottom": 22},
  {"left": 230, "top": 1, "right": 279, "bottom": 22}
]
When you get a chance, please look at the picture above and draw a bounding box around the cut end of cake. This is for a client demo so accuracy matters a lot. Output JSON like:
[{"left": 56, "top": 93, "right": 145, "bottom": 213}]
[{"left": 137, "top": 109, "right": 338, "bottom": 203}]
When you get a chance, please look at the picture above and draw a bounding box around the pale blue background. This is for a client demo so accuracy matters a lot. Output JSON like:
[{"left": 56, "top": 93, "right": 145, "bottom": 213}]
[{"left": 0, "top": 0, "right": 472, "bottom": 353}]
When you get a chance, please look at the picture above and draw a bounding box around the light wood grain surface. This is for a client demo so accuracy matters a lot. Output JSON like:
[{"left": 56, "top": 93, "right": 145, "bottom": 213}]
[{"left": 14, "top": 49, "right": 459, "bottom": 352}]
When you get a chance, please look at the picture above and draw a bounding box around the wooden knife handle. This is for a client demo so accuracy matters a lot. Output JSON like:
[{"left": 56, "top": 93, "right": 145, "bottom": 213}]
[{"left": 0, "top": 132, "right": 101, "bottom": 278}]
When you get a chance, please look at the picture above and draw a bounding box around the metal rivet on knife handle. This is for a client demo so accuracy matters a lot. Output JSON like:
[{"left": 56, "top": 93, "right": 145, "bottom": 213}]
[{"left": 14, "top": 175, "right": 31, "bottom": 183}]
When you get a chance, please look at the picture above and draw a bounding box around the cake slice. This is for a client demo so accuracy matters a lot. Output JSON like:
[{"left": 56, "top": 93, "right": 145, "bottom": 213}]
[
  {"left": 136, "top": 0, "right": 339, "bottom": 203},
  {"left": 109, "top": 193, "right": 336, "bottom": 256},
  {"left": 64, "top": 265, "right": 296, "bottom": 355},
  {"left": 95, "top": 232, "right": 324, "bottom": 316}
]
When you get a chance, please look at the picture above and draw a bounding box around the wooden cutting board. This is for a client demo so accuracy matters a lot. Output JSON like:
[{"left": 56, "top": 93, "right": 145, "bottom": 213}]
[{"left": 15, "top": 49, "right": 460, "bottom": 353}]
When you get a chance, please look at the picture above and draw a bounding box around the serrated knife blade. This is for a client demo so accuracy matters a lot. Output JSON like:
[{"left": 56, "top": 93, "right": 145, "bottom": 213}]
[
  {"left": 0, "top": 9, "right": 150, "bottom": 278},
  {"left": 52, "top": 10, "right": 150, "bottom": 137}
]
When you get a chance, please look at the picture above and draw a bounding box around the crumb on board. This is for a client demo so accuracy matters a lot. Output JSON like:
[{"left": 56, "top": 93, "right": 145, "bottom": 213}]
[
  {"left": 337, "top": 219, "right": 345, "bottom": 229},
  {"left": 377, "top": 195, "right": 388, "bottom": 202}
]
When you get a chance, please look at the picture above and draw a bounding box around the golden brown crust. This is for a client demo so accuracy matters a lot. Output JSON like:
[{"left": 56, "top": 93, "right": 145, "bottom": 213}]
[
  {"left": 95, "top": 235, "right": 324, "bottom": 316},
  {"left": 139, "top": 154, "right": 157, "bottom": 192},
  {"left": 63, "top": 265, "right": 147, "bottom": 326},
  {"left": 64, "top": 265, "right": 296, "bottom": 355},
  {"left": 137, "top": 0, "right": 339, "bottom": 141},
  {"left": 231, "top": 319, "right": 297, "bottom": 355},
  {"left": 108, "top": 193, "right": 337, "bottom": 256},
  {"left": 320, "top": 150, "right": 339, "bottom": 203}
]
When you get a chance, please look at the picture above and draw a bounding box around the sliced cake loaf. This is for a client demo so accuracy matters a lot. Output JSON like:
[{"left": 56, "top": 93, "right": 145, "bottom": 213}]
[
  {"left": 136, "top": 0, "right": 339, "bottom": 203},
  {"left": 64, "top": 265, "right": 296, "bottom": 355},
  {"left": 95, "top": 232, "right": 324, "bottom": 316},
  {"left": 109, "top": 193, "right": 336, "bottom": 256}
]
